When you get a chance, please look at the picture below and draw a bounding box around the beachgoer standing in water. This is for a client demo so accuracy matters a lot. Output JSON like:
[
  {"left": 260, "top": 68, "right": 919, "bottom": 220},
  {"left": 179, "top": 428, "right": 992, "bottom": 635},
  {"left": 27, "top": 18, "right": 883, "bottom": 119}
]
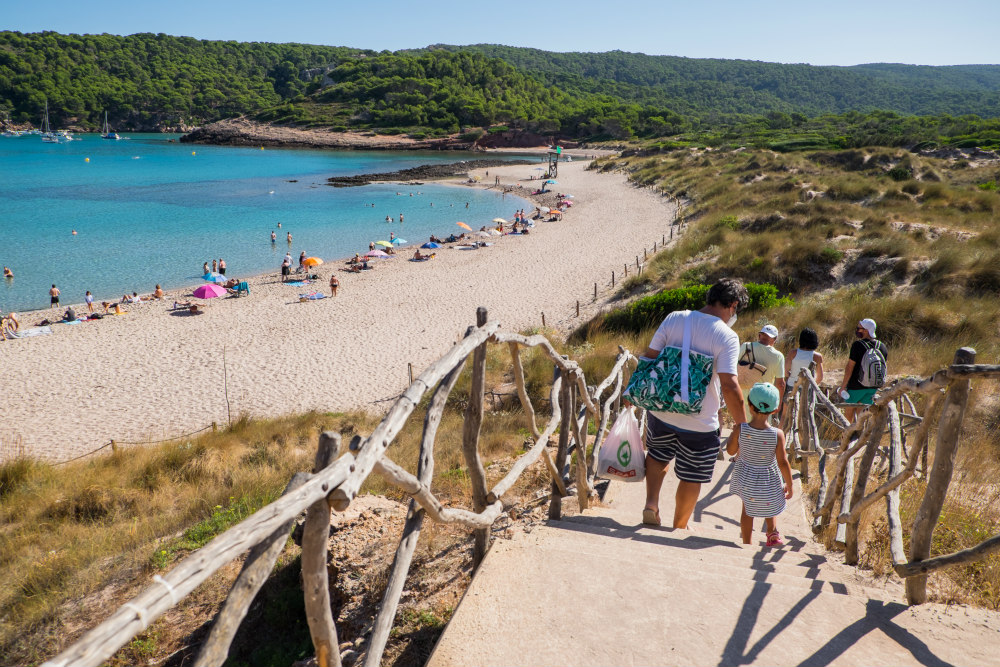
[
  {"left": 287, "top": 232, "right": 292, "bottom": 243},
  {"left": 219, "top": 258, "right": 226, "bottom": 276},
  {"left": 211, "top": 259, "right": 217, "bottom": 273},
  {"left": 299, "top": 251, "right": 306, "bottom": 270},
  {"left": 203, "top": 262, "right": 210, "bottom": 275},
  {"left": 271, "top": 231, "right": 276, "bottom": 243},
  {"left": 49, "top": 284, "right": 60, "bottom": 308},
  {"left": 329, "top": 274, "right": 339, "bottom": 297}
]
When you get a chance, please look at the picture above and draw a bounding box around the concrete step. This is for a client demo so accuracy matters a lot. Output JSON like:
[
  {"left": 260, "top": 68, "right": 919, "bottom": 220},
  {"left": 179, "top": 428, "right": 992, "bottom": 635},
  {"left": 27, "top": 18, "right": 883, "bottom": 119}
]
[
  {"left": 534, "top": 516, "right": 892, "bottom": 600},
  {"left": 429, "top": 528, "right": 1000, "bottom": 667}
]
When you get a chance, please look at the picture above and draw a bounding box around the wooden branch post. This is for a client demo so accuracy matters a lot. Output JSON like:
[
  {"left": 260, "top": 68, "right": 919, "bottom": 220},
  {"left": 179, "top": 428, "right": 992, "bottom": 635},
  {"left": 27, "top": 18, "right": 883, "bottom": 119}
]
[
  {"left": 906, "top": 347, "right": 975, "bottom": 604},
  {"left": 463, "top": 307, "right": 491, "bottom": 569},
  {"left": 845, "top": 406, "right": 888, "bottom": 565},
  {"left": 885, "top": 403, "right": 906, "bottom": 565},
  {"left": 549, "top": 370, "right": 572, "bottom": 520},
  {"left": 195, "top": 472, "right": 310, "bottom": 667},
  {"left": 302, "top": 432, "right": 343, "bottom": 667}
]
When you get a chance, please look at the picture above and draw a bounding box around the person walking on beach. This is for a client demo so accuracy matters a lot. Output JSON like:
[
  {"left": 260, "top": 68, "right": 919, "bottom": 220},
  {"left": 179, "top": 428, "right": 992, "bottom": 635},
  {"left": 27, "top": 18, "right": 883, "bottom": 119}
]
[
  {"left": 219, "top": 258, "right": 226, "bottom": 276},
  {"left": 329, "top": 274, "right": 339, "bottom": 297},
  {"left": 85, "top": 290, "right": 94, "bottom": 313},
  {"left": 49, "top": 284, "right": 60, "bottom": 308},
  {"left": 838, "top": 318, "right": 888, "bottom": 423},
  {"left": 639, "top": 278, "right": 748, "bottom": 529},
  {"left": 726, "top": 382, "right": 793, "bottom": 546}
]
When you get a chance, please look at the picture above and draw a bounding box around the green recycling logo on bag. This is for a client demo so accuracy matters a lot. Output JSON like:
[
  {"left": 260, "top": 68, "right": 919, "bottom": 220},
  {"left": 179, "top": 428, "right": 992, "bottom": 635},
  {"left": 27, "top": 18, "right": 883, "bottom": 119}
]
[{"left": 617, "top": 440, "right": 632, "bottom": 467}]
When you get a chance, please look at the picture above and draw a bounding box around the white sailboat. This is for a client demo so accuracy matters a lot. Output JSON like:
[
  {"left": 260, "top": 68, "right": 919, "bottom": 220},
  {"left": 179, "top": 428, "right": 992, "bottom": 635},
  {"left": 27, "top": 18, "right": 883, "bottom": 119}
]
[
  {"left": 101, "top": 111, "right": 120, "bottom": 140},
  {"left": 41, "top": 101, "right": 59, "bottom": 142}
]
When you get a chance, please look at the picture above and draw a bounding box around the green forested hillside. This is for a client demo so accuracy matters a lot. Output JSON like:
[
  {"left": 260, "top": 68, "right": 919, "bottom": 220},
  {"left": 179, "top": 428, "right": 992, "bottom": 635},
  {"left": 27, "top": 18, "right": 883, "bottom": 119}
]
[
  {"left": 1, "top": 31, "right": 999, "bottom": 143},
  {"left": 0, "top": 31, "right": 368, "bottom": 128},
  {"left": 423, "top": 45, "right": 1000, "bottom": 120}
]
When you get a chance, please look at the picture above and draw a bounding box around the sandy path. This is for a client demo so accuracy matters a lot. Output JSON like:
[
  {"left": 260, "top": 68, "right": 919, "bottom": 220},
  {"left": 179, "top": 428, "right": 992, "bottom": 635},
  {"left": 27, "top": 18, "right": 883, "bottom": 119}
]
[{"left": 1, "top": 160, "right": 675, "bottom": 460}]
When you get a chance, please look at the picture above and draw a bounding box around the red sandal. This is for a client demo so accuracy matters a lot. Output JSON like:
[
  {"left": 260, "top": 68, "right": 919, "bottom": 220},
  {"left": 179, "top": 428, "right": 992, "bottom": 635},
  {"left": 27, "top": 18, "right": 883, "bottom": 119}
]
[{"left": 766, "top": 530, "right": 784, "bottom": 547}]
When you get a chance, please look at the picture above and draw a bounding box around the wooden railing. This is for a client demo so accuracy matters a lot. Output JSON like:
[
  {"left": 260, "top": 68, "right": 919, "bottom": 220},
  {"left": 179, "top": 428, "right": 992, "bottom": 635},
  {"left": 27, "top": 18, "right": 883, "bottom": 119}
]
[
  {"left": 42, "top": 308, "right": 636, "bottom": 667},
  {"left": 782, "top": 347, "right": 1000, "bottom": 605}
]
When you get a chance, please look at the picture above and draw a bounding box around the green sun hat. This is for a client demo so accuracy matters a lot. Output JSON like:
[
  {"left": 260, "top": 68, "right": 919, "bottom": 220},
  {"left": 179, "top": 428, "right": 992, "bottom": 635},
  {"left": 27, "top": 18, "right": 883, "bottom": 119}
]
[{"left": 749, "top": 382, "right": 781, "bottom": 414}]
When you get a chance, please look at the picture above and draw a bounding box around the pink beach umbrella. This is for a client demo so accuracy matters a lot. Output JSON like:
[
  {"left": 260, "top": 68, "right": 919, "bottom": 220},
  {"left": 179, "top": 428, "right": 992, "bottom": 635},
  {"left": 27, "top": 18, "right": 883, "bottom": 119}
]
[
  {"left": 193, "top": 284, "right": 227, "bottom": 299},
  {"left": 365, "top": 249, "right": 389, "bottom": 258}
]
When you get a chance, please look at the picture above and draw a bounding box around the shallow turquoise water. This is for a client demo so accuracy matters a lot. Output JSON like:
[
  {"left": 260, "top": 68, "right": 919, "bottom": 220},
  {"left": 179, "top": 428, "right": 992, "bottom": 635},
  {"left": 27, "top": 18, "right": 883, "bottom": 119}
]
[{"left": 0, "top": 134, "right": 533, "bottom": 311}]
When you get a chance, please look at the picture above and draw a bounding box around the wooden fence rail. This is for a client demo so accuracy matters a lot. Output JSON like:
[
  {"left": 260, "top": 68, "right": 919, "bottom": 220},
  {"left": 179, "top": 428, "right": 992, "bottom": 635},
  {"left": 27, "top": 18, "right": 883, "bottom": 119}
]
[
  {"left": 42, "top": 309, "right": 636, "bottom": 667},
  {"left": 784, "top": 346, "right": 1000, "bottom": 605}
]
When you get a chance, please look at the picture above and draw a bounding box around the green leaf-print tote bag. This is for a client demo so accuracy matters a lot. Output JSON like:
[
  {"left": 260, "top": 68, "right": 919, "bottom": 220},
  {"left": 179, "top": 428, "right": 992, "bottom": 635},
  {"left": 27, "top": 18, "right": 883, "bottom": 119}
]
[{"left": 624, "top": 311, "right": 714, "bottom": 415}]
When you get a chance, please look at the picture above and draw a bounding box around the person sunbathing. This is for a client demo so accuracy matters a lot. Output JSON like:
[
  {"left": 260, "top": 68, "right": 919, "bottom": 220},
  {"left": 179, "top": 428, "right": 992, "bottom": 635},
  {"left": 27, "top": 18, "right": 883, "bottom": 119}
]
[
  {"left": 153, "top": 284, "right": 165, "bottom": 300},
  {"left": 173, "top": 300, "right": 193, "bottom": 310},
  {"left": 413, "top": 249, "right": 426, "bottom": 260}
]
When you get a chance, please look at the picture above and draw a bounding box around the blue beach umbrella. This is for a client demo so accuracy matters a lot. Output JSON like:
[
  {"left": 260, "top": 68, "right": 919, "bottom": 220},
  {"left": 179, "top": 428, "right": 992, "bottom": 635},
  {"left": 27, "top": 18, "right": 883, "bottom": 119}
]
[
  {"left": 545, "top": 180, "right": 558, "bottom": 184},
  {"left": 421, "top": 242, "right": 441, "bottom": 249},
  {"left": 203, "top": 272, "right": 226, "bottom": 283},
  {"left": 391, "top": 237, "right": 407, "bottom": 245}
]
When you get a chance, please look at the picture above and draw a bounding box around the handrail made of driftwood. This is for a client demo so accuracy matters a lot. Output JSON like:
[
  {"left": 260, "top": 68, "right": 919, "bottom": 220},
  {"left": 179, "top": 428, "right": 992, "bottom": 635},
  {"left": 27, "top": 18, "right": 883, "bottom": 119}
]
[{"left": 894, "top": 534, "right": 1000, "bottom": 577}]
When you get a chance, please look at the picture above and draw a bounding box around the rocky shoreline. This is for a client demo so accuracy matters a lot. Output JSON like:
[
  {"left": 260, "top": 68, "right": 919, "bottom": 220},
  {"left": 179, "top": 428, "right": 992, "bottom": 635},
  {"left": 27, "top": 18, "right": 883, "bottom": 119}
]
[
  {"left": 325, "top": 159, "right": 535, "bottom": 187},
  {"left": 180, "top": 117, "right": 479, "bottom": 150}
]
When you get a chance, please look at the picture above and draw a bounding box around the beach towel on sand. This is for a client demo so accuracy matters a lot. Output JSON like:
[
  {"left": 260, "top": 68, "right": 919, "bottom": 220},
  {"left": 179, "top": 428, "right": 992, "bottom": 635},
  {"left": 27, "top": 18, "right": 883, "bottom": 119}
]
[
  {"left": 15, "top": 326, "right": 52, "bottom": 338},
  {"left": 286, "top": 280, "right": 311, "bottom": 286},
  {"left": 298, "top": 292, "right": 327, "bottom": 301}
]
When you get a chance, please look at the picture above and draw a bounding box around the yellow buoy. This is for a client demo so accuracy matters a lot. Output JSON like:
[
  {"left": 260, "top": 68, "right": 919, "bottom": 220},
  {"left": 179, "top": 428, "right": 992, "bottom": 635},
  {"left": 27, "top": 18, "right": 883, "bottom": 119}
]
[
  {"left": 191, "top": 151, "right": 196, "bottom": 156},
  {"left": 84, "top": 157, "right": 90, "bottom": 162}
]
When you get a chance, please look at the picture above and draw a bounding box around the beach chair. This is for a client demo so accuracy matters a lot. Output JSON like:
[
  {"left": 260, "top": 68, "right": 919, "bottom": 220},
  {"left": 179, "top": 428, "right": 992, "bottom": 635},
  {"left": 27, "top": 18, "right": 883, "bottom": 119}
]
[{"left": 235, "top": 281, "right": 249, "bottom": 297}]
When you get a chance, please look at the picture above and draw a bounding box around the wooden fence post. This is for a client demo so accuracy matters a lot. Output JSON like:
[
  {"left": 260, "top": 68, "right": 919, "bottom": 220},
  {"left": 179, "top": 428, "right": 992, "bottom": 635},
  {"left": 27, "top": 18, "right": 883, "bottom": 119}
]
[
  {"left": 302, "top": 432, "right": 343, "bottom": 667},
  {"left": 541, "top": 312, "right": 546, "bottom": 328},
  {"left": 845, "top": 407, "right": 888, "bottom": 565},
  {"left": 549, "top": 372, "right": 572, "bottom": 520},
  {"left": 407, "top": 363, "right": 413, "bottom": 386},
  {"left": 611, "top": 271, "right": 615, "bottom": 288},
  {"left": 594, "top": 282, "right": 597, "bottom": 300},
  {"left": 906, "top": 347, "right": 975, "bottom": 604},
  {"left": 463, "top": 307, "right": 491, "bottom": 569},
  {"left": 576, "top": 300, "right": 580, "bottom": 317}
]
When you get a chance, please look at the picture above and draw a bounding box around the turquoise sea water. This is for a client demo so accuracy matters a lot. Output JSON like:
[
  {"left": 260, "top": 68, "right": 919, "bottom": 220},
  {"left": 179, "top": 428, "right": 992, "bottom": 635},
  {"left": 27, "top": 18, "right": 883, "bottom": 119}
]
[{"left": 0, "top": 134, "right": 533, "bottom": 312}]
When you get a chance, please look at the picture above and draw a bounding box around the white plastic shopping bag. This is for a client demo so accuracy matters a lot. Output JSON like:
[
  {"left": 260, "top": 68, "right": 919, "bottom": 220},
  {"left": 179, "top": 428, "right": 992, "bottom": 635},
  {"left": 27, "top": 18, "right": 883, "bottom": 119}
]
[{"left": 597, "top": 407, "right": 645, "bottom": 482}]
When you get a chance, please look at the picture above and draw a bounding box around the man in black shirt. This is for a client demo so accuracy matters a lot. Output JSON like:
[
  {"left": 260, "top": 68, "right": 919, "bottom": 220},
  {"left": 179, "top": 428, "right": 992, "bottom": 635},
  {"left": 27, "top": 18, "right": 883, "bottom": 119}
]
[{"left": 838, "top": 318, "right": 888, "bottom": 422}]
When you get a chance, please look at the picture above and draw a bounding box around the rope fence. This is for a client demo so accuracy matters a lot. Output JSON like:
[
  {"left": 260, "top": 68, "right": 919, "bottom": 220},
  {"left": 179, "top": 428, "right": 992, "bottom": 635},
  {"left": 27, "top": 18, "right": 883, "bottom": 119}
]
[{"left": 3, "top": 423, "right": 220, "bottom": 467}]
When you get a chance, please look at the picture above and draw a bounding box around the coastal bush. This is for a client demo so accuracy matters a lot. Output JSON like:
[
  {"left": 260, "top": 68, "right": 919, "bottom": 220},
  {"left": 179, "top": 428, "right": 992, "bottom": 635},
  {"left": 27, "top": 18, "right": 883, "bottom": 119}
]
[{"left": 601, "top": 282, "right": 794, "bottom": 334}]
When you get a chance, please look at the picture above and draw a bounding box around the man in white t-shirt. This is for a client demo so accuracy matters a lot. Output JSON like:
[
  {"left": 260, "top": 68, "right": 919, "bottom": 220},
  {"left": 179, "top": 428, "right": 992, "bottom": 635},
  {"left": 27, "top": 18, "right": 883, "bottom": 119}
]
[{"left": 640, "top": 278, "right": 749, "bottom": 529}]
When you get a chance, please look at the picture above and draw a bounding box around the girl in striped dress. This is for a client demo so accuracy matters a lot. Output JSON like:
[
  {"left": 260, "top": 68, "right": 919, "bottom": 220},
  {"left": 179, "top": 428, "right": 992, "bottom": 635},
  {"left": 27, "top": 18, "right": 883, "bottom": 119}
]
[{"left": 726, "top": 382, "right": 794, "bottom": 546}]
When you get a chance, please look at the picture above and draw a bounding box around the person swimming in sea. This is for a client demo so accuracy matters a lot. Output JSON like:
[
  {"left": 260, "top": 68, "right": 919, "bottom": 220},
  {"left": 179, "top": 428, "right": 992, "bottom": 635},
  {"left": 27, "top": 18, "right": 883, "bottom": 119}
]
[{"left": 2, "top": 266, "right": 12, "bottom": 279}]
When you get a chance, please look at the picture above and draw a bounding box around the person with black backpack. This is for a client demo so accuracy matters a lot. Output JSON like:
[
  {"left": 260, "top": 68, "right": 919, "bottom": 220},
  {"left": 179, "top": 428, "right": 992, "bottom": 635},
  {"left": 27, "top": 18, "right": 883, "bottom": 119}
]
[{"left": 838, "top": 318, "right": 888, "bottom": 422}]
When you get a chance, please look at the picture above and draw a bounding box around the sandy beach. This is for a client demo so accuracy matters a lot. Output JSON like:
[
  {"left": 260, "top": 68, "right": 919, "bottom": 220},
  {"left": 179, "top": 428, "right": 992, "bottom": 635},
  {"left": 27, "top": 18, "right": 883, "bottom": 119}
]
[{"left": 1, "top": 158, "right": 676, "bottom": 460}]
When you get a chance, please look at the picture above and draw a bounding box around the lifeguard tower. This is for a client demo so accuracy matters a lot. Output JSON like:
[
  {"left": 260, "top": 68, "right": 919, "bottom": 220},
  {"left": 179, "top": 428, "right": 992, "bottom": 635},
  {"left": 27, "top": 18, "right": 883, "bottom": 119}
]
[{"left": 546, "top": 145, "right": 562, "bottom": 178}]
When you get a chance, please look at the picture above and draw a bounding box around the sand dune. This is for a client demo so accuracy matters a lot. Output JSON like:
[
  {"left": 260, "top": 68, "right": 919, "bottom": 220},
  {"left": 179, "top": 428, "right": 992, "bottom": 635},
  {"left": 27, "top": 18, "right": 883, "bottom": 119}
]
[{"left": 1, "top": 160, "right": 677, "bottom": 460}]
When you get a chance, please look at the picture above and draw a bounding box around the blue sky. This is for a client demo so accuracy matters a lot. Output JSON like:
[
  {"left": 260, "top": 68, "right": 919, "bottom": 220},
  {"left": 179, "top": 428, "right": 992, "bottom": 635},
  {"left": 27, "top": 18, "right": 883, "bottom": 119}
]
[{"left": 3, "top": 0, "right": 998, "bottom": 67}]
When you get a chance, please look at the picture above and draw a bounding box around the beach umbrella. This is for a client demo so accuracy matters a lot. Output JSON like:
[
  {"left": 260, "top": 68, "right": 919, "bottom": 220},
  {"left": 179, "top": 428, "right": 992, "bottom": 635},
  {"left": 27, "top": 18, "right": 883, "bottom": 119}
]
[
  {"left": 303, "top": 257, "right": 324, "bottom": 267},
  {"left": 492, "top": 217, "right": 507, "bottom": 223},
  {"left": 374, "top": 240, "right": 393, "bottom": 247},
  {"left": 545, "top": 180, "right": 558, "bottom": 184},
  {"left": 539, "top": 206, "right": 550, "bottom": 213},
  {"left": 193, "top": 284, "right": 226, "bottom": 299},
  {"left": 488, "top": 229, "right": 502, "bottom": 236},
  {"left": 203, "top": 272, "right": 226, "bottom": 283},
  {"left": 421, "top": 242, "right": 441, "bottom": 249},
  {"left": 365, "top": 249, "right": 389, "bottom": 258},
  {"left": 456, "top": 222, "right": 472, "bottom": 230},
  {"left": 564, "top": 194, "right": 574, "bottom": 198},
  {"left": 391, "top": 237, "right": 407, "bottom": 245},
  {"left": 477, "top": 231, "right": 492, "bottom": 238}
]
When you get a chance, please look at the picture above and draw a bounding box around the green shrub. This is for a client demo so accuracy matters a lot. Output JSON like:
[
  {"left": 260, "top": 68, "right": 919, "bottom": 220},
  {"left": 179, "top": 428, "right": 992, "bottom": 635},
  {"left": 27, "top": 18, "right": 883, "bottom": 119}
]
[
  {"left": 887, "top": 165, "right": 912, "bottom": 181},
  {"left": 602, "top": 282, "right": 794, "bottom": 334},
  {"left": 978, "top": 180, "right": 997, "bottom": 191}
]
